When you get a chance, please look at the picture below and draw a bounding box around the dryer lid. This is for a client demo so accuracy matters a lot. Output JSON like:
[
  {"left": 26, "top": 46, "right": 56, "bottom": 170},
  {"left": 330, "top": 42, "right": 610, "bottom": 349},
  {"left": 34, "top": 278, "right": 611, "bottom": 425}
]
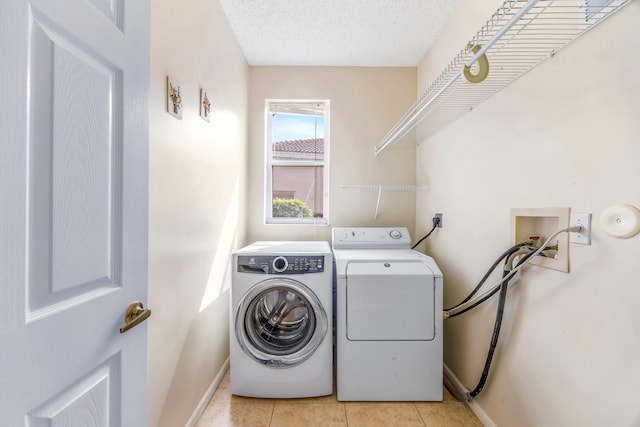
[{"left": 345, "top": 261, "right": 436, "bottom": 341}]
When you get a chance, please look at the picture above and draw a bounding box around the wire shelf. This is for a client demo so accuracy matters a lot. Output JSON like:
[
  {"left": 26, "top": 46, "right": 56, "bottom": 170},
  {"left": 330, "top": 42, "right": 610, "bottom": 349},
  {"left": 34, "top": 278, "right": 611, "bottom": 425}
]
[
  {"left": 338, "top": 184, "right": 417, "bottom": 191},
  {"left": 374, "top": 0, "right": 633, "bottom": 155},
  {"left": 339, "top": 185, "right": 418, "bottom": 219}
]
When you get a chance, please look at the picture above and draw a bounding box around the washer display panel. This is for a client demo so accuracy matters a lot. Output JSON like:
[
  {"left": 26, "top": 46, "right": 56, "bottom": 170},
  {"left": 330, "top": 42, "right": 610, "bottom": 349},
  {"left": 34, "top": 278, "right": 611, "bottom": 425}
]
[{"left": 236, "top": 278, "right": 328, "bottom": 368}]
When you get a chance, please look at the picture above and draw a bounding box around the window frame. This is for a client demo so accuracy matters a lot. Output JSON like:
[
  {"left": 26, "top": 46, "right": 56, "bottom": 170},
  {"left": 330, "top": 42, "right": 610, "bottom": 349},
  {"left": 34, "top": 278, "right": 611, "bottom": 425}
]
[{"left": 264, "top": 99, "right": 330, "bottom": 225}]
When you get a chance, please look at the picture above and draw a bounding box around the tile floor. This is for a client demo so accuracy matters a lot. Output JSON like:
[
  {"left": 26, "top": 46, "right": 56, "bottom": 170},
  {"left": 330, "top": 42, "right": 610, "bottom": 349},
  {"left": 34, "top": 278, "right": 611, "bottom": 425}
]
[{"left": 196, "top": 370, "right": 483, "bottom": 427}]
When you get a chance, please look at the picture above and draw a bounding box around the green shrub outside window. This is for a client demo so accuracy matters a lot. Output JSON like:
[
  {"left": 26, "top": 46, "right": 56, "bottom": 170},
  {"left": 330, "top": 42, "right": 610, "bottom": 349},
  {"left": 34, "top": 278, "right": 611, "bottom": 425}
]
[{"left": 272, "top": 198, "right": 313, "bottom": 218}]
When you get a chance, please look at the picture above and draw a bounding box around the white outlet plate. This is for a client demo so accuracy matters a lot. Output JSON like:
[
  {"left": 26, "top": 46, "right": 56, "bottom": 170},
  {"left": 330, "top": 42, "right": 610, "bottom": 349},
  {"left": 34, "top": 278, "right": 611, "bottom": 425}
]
[{"left": 570, "top": 213, "right": 592, "bottom": 245}]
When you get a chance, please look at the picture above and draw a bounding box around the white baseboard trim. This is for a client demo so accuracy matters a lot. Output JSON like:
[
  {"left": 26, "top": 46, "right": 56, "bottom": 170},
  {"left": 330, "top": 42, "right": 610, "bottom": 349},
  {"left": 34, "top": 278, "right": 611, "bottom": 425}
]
[
  {"left": 443, "top": 362, "right": 497, "bottom": 427},
  {"left": 184, "top": 357, "right": 230, "bottom": 427}
]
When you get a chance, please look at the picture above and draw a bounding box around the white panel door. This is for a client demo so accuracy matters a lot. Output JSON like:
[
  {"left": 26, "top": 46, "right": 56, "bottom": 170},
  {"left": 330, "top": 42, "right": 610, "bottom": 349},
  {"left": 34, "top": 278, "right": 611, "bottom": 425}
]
[{"left": 0, "top": 0, "right": 149, "bottom": 425}]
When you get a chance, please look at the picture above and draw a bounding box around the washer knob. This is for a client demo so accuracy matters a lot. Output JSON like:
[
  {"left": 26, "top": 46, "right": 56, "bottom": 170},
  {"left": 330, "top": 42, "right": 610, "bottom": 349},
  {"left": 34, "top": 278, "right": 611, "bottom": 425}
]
[
  {"left": 272, "top": 256, "right": 288, "bottom": 272},
  {"left": 389, "top": 229, "right": 403, "bottom": 239}
]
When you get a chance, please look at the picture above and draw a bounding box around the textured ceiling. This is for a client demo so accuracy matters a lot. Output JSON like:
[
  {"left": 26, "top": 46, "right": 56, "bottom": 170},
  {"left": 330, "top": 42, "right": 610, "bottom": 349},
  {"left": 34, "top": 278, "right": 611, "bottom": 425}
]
[{"left": 218, "top": 0, "right": 463, "bottom": 67}]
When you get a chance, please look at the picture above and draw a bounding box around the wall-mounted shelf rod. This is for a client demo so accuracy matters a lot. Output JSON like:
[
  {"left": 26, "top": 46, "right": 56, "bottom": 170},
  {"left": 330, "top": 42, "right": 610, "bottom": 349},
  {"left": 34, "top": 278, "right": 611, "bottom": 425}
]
[
  {"left": 374, "top": 0, "right": 633, "bottom": 156},
  {"left": 375, "top": 0, "right": 542, "bottom": 156}
]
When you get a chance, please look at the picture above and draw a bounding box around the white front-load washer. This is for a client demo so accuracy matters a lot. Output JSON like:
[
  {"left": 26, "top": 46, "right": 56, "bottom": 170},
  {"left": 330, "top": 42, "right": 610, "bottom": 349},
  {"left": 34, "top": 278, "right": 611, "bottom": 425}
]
[
  {"left": 230, "top": 241, "right": 333, "bottom": 398},
  {"left": 332, "top": 227, "right": 443, "bottom": 401}
]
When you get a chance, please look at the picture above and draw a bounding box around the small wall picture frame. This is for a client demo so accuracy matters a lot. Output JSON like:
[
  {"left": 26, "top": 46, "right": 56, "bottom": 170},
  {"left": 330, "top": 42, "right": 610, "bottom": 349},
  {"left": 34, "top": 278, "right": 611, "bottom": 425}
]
[
  {"left": 200, "top": 88, "right": 211, "bottom": 122},
  {"left": 166, "top": 76, "right": 183, "bottom": 119}
]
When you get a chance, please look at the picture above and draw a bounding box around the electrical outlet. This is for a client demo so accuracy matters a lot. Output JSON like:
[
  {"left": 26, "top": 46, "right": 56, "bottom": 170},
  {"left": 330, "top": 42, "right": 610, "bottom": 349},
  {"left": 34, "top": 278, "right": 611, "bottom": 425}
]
[
  {"left": 434, "top": 213, "right": 443, "bottom": 228},
  {"left": 570, "top": 213, "right": 591, "bottom": 245}
]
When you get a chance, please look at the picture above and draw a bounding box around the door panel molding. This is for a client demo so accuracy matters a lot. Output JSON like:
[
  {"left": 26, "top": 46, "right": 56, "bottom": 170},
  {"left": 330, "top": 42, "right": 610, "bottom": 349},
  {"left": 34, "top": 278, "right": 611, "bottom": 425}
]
[
  {"left": 26, "top": 11, "right": 124, "bottom": 321},
  {"left": 27, "top": 352, "right": 122, "bottom": 426}
]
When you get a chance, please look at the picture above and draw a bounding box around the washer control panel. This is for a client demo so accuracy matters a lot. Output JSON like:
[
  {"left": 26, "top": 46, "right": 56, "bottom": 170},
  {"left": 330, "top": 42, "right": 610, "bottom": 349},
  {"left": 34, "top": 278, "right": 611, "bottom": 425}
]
[
  {"left": 237, "top": 255, "right": 325, "bottom": 274},
  {"left": 332, "top": 227, "right": 412, "bottom": 249}
]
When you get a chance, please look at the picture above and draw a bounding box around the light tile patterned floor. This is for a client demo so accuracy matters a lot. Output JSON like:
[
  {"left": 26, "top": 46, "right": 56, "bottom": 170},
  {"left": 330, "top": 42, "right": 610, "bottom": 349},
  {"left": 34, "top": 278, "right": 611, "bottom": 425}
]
[{"left": 196, "top": 370, "right": 483, "bottom": 427}]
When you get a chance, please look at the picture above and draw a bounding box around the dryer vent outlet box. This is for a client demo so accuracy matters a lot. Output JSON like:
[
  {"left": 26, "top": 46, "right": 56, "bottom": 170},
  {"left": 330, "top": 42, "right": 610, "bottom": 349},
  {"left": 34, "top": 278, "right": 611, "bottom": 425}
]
[{"left": 510, "top": 207, "right": 570, "bottom": 273}]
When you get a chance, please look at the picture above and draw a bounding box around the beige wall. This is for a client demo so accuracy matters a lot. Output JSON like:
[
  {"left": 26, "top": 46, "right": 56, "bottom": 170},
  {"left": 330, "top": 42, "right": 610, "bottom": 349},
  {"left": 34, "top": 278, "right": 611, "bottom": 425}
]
[
  {"left": 248, "top": 67, "right": 418, "bottom": 243},
  {"left": 148, "top": 0, "right": 248, "bottom": 425},
  {"left": 416, "top": 1, "right": 640, "bottom": 426}
]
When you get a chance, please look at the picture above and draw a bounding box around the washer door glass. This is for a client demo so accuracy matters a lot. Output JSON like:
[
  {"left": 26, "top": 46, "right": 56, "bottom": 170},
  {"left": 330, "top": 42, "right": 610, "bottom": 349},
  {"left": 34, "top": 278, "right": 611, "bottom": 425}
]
[{"left": 236, "top": 278, "right": 327, "bottom": 368}]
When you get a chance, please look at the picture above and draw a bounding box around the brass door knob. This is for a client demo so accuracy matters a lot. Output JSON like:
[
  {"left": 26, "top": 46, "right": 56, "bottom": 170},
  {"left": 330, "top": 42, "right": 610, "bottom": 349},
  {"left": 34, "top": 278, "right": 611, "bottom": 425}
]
[{"left": 119, "top": 301, "right": 151, "bottom": 333}]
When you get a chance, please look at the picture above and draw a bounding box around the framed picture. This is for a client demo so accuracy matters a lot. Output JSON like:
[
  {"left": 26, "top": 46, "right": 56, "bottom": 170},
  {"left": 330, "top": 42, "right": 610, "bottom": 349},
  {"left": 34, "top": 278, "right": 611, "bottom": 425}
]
[
  {"left": 200, "top": 88, "right": 211, "bottom": 122},
  {"left": 166, "top": 76, "right": 183, "bottom": 119}
]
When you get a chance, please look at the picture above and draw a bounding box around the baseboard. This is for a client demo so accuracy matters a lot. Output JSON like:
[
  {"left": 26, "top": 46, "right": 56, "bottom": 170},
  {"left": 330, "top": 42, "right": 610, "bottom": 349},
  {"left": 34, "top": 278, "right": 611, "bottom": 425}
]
[
  {"left": 184, "top": 357, "right": 230, "bottom": 427},
  {"left": 443, "top": 362, "right": 497, "bottom": 427}
]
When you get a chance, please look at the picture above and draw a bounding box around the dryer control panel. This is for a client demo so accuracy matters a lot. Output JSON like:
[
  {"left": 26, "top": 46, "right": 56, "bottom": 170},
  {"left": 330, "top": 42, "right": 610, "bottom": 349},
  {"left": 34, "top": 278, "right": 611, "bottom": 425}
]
[
  {"left": 332, "top": 227, "right": 412, "bottom": 249},
  {"left": 237, "top": 255, "right": 325, "bottom": 274}
]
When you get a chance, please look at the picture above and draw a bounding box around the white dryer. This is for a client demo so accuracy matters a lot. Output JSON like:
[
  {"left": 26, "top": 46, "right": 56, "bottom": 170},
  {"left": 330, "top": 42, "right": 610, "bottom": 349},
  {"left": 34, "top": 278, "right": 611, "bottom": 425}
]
[
  {"left": 230, "top": 241, "right": 333, "bottom": 398},
  {"left": 332, "top": 227, "right": 443, "bottom": 401}
]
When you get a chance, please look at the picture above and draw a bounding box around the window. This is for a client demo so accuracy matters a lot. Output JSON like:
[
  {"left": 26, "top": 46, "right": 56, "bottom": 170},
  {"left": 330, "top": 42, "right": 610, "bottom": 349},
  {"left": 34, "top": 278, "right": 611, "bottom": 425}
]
[{"left": 265, "top": 100, "right": 329, "bottom": 224}]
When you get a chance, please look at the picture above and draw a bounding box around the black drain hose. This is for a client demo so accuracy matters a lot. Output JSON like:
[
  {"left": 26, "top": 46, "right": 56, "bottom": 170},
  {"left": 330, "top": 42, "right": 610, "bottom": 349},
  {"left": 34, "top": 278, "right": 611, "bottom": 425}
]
[
  {"left": 466, "top": 270, "right": 510, "bottom": 399},
  {"left": 465, "top": 249, "right": 537, "bottom": 399}
]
